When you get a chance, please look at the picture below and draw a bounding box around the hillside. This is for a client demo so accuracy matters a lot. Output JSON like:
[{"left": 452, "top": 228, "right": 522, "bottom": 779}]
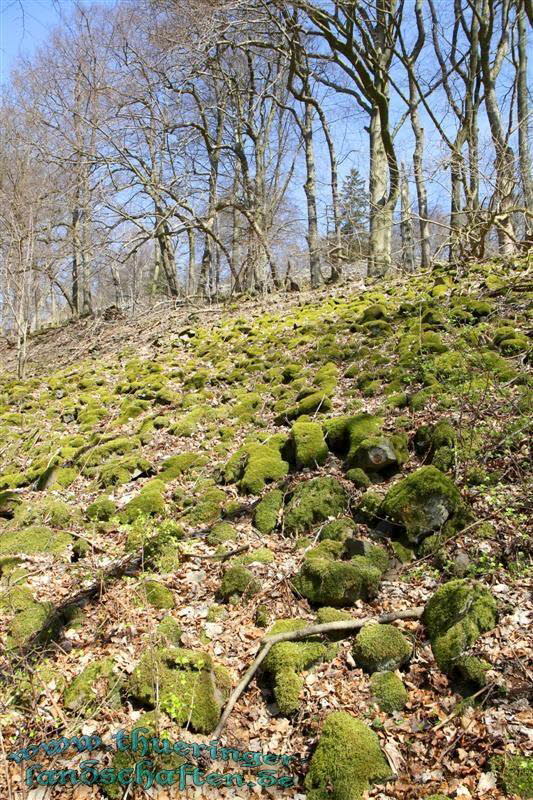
[{"left": 0, "top": 260, "right": 531, "bottom": 800}]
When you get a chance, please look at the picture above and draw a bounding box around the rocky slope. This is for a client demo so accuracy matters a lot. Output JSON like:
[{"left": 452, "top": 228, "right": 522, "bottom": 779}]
[{"left": 0, "top": 259, "right": 531, "bottom": 800}]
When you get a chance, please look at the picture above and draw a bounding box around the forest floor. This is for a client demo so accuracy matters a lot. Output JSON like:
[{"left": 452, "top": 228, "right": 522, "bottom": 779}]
[{"left": 0, "top": 259, "right": 531, "bottom": 800}]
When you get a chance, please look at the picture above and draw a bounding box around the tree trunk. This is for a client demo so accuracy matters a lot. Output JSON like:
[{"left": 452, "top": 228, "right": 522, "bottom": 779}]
[
  {"left": 408, "top": 74, "right": 430, "bottom": 269},
  {"left": 400, "top": 164, "right": 416, "bottom": 272},
  {"left": 517, "top": 4, "right": 533, "bottom": 243},
  {"left": 368, "top": 107, "right": 393, "bottom": 277},
  {"left": 302, "top": 100, "right": 322, "bottom": 288}
]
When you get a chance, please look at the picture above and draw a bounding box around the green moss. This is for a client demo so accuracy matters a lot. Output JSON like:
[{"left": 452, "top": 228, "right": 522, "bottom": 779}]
[
  {"left": 370, "top": 671, "right": 408, "bottom": 712},
  {"left": 391, "top": 541, "right": 414, "bottom": 563},
  {"left": 156, "top": 615, "right": 182, "bottom": 645},
  {"left": 83, "top": 436, "right": 141, "bottom": 467},
  {"left": 253, "top": 489, "right": 283, "bottom": 534},
  {"left": 493, "top": 754, "right": 533, "bottom": 798},
  {"left": 49, "top": 467, "right": 78, "bottom": 489},
  {"left": 345, "top": 468, "right": 371, "bottom": 488},
  {"left": 415, "top": 420, "right": 456, "bottom": 472},
  {"left": 318, "top": 518, "right": 356, "bottom": 542},
  {"left": 423, "top": 579, "right": 497, "bottom": 684},
  {"left": 314, "top": 606, "right": 353, "bottom": 641},
  {"left": 86, "top": 496, "right": 116, "bottom": 521},
  {"left": 289, "top": 420, "right": 329, "bottom": 468},
  {"left": 262, "top": 619, "right": 337, "bottom": 714},
  {"left": 223, "top": 440, "right": 288, "bottom": 495},
  {"left": 97, "top": 454, "right": 152, "bottom": 487},
  {"left": 284, "top": 477, "right": 349, "bottom": 535},
  {"left": 348, "top": 435, "right": 407, "bottom": 474},
  {"left": 305, "top": 711, "right": 393, "bottom": 800},
  {"left": 0, "top": 526, "right": 72, "bottom": 556},
  {"left": 219, "top": 565, "right": 260, "bottom": 601},
  {"left": 158, "top": 453, "right": 207, "bottom": 481},
  {"left": 127, "top": 647, "right": 226, "bottom": 733},
  {"left": 142, "top": 579, "right": 175, "bottom": 609},
  {"left": 180, "top": 486, "right": 226, "bottom": 525},
  {"left": 353, "top": 624, "right": 412, "bottom": 672},
  {"left": 64, "top": 658, "right": 121, "bottom": 712},
  {"left": 0, "top": 584, "right": 34, "bottom": 612},
  {"left": 206, "top": 522, "right": 235, "bottom": 545},
  {"left": 380, "top": 466, "right": 462, "bottom": 544},
  {"left": 207, "top": 603, "right": 227, "bottom": 622},
  {"left": 14, "top": 497, "right": 72, "bottom": 528},
  {"left": 276, "top": 391, "right": 333, "bottom": 424},
  {"left": 293, "top": 545, "right": 382, "bottom": 607},
  {"left": 120, "top": 480, "right": 166, "bottom": 523},
  {"left": 235, "top": 547, "right": 274, "bottom": 565},
  {"left": 7, "top": 600, "right": 55, "bottom": 650}
]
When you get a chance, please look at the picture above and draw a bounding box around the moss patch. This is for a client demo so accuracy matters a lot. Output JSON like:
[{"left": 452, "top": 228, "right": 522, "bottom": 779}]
[
  {"left": 353, "top": 623, "right": 412, "bottom": 672},
  {"left": 380, "top": 466, "right": 462, "bottom": 544},
  {"left": 64, "top": 658, "right": 121, "bottom": 713},
  {"left": 305, "top": 711, "right": 393, "bottom": 800},
  {"left": 262, "top": 619, "right": 337, "bottom": 715},
  {"left": 370, "top": 671, "right": 408, "bottom": 712},
  {"left": 127, "top": 647, "right": 228, "bottom": 733},
  {"left": 284, "top": 477, "right": 349, "bottom": 535},
  {"left": 253, "top": 489, "right": 283, "bottom": 534},
  {"left": 423, "top": 579, "right": 497, "bottom": 685}
]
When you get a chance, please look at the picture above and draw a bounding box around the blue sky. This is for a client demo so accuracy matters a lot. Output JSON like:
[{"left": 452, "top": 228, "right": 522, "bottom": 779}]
[{"left": 0, "top": 0, "right": 64, "bottom": 84}]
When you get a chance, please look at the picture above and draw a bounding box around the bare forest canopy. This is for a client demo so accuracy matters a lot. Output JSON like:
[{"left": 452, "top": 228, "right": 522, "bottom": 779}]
[{"left": 1, "top": 0, "right": 532, "bottom": 359}]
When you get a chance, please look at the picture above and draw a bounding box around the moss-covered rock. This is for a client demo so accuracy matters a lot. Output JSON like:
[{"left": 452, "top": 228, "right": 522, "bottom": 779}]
[
  {"left": 324, "top": 414, "right": 383, "bottom": 465},
  {"left": 380, "top": 466, "right": 463, "bottom": 544},
  {"left": 0, "top": 526, "right": 72, "bottom": 556},
  {"left": 423, "top": 579, "right": 497, "bottom": 685},
  {"left": 318, "top": 518, "right": 356, "bottom": 542},
  {"left": 97, "top": 454, "right": 152, "bottom": 487},
  {"left": 353, "top": 624, "right": 413, "bottom": 672},
  {"left": 119, "top": 479, "right": 166, "bottom": 523},
  {"left": 223, "top": 440, "right": 289, "bottom": 495},
  {"left": 414, "top": 420, "right": 456, "bottom": 472},
  {"left": 315, "top": 607, "right": 353, "bottom": 641},
  {"left": 262, "top": 619, "right": 337, "bottom": 714},
  {"left": 127, "top": 647, "right": 229, "bottom": 733},
  {"left": 292, "top": 544, "right": 382, "bottom": 607},
  {"left": 7, "top": 599, "right": 55, "bottom": 650},
  {"left": 284, "top": 477, "right": 349, "bottom": 535},
  {"left": 347, "top": 434, "right": 408, "bottom": 475},
  {"left": 206, "top": 522, "right": 235, "bottom": 545},
  {"left": 86, "top": 496, "right": 116, "bottom": 521},
  {"left": 370, "top": 671, "right": 408, "bottom": 712},
  {"left": 253, "top": 489, "right": 283, "bottom": 534},
  {"left": 141, "top": 579, "right": 175, "bottom": 609},
  {"left": 64, "top": 658, "right": 121, "bottom": 712},
  {"left": 288, "top": 420, "right": 329, "bottom": 468},
  {"left": 276, "top": 391, "right": 333, "bottom": 424},
  {"left": 156, "top": 615, "right": 182, "bottom": 645},
  {"left": 219, "top": 565, "right": 260, "bottom": 601},
  {"left": 345, "top": 468, "right": 371, "bottom": 488},
  {"left": 14, "top": 497, "right": 72, "bottom": 528},
  {"left": 305, "top": 711, "right": 393, "bottom": 800},
  {"left": 158, "top": 453, "right": 207, "bottom": 481}
]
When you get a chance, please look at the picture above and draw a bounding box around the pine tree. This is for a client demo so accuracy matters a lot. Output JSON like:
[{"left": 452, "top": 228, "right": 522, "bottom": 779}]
[{"left": 339, "top": 167, "right": 369, "bottom": 257}]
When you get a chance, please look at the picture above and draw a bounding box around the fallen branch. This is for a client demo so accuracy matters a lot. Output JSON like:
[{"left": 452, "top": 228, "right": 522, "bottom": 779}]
[{"left": 213, "top": 606, "right": 424, "bottom": 738}]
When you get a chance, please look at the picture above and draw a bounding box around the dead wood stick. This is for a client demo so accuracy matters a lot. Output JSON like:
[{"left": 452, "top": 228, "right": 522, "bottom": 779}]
[{"left": 213, "top": 606, "right": 424, "bottom": 738}]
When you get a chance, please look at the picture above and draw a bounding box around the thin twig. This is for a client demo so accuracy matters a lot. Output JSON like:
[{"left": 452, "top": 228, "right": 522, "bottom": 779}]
[{"left": 213, "top": 606, "right": 424, "bottom": 738}]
